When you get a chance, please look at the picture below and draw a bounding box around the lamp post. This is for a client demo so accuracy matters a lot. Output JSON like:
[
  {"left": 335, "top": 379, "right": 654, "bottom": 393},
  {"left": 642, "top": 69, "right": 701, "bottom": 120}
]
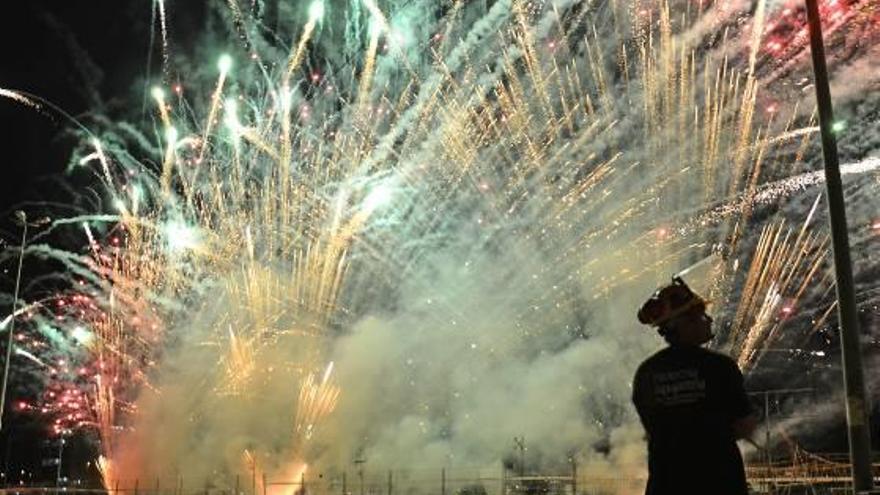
[
  {"left": 0, "top": 212, "right": 49, "bottom": 434},
  {"left": 803, "top": 0, "right": 875, "bottom": 491},
  {"left": 56, "top": 431, "right": 67, "bottom": 488},
  {"left": 0, "top": 211, "right": 29, "bottom": 434}
]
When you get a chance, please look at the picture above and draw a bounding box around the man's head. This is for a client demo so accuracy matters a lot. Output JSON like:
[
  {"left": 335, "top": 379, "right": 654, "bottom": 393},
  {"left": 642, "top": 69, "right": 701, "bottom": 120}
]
[{"left": 638, "top": 277, "right": 713, "bottom": 346}]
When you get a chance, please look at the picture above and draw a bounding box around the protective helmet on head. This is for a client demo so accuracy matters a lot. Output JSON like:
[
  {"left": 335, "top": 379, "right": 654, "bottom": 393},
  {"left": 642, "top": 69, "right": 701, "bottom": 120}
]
[{"left": 637, "top": 277, "right": 707, "bottom": 328}]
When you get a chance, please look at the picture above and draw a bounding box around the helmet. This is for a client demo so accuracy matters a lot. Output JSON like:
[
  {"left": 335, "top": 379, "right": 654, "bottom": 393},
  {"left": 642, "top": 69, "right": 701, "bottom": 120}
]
[{"left": 638, "top": 277, "right": 707, "bottom": 328}]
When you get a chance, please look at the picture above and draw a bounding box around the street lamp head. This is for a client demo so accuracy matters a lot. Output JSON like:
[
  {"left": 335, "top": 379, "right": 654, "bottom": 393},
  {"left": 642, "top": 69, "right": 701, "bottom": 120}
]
[{"left": 11, "top": 211, "right": 50, "bottom": 227}]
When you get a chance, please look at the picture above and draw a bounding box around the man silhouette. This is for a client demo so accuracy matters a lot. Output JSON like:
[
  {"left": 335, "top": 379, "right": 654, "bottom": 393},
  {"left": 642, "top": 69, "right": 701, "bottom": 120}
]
[{"left": 632, "top": 277, "right": 757, "bottom": 495}]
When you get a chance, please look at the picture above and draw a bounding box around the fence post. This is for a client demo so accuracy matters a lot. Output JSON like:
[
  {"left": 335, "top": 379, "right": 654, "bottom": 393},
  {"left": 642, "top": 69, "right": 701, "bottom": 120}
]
[
  {"left": 262, "top": 473, "right": 267, "bottom": 495},
  {"left": 114, "top": 479, "right": 120, "bottom": 495},
  {"left": 235, "top": 475, "right": 240, "bottom": 495},
  {"left": 301, "top": 471, "right": 306, "bottom": 495},
  {"left": 570, "top": 459, "right": 577, "bottom": 495},
  {"left": 341, "top": 472, "right": 346, "bottom": 495},
  {"left": 156, "top": 477, "right": 161, "bottom": 495},
  {"left": 386, "top": 471, "right": 392, "bottom": 495},
  {"left": 440, "top": 468, "right": 445, "bottom": 495},
  {"left": 135, "top": 478, "right": 140, "bottom": 495},
  {"left": 500, "top": 465, "right": 506, "bottom": 495}
]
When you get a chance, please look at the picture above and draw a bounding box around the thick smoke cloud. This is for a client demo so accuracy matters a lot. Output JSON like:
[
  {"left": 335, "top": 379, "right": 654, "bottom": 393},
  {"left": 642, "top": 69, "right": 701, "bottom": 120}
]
[{"left": 316, "top": 224, "right": 659, "bottom": 482}]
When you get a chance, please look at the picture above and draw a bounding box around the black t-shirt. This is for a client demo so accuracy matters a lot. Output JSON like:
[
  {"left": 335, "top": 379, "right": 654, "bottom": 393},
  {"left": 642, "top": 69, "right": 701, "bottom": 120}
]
[{"left": 632, "top": 346, "right": 752, "bottom": 495}]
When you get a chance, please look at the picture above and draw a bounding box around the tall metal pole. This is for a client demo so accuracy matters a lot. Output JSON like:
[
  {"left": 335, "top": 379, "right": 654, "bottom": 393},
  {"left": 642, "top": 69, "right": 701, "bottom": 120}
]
[
  {"left": 764, "top": 392, "right": 772, "bottom": 466},
  {"left": 56, "top": 433, "right": 66, "bottom": 487},
  {"left": 0, "top": 213, "right": 27, "bottom": 433},
  {"left": 803, "top": 0, "right": 874, "bottom": 490},
  {"left": 513, "top": 437, "right": 525, "bottom": 478}
]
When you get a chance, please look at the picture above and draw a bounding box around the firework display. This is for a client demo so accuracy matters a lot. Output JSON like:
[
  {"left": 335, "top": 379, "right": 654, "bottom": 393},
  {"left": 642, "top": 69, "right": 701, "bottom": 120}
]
[{"left": 1, "top": 0, "right": 879, "bottom": 492}]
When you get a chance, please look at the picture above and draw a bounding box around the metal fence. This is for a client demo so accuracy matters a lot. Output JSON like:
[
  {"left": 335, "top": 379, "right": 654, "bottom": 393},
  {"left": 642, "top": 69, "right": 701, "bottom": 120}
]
[
  {"left": 4, "top": 466, "right": 880, "bottom": 495},
  {"left": 0, "top": 471, "right": 644, "bottom": 495}
]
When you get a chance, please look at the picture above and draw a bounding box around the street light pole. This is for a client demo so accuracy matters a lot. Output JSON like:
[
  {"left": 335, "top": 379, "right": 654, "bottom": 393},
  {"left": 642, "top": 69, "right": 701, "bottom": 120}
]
[
  {"left": 0, "top": 212, "right": 28, "bottom": 433},
  {"left": 803, "top": 0, "right": 875, "bottom": 491},
  {"left": 56, "top": 432, "right": 66, "bottom": 488}
]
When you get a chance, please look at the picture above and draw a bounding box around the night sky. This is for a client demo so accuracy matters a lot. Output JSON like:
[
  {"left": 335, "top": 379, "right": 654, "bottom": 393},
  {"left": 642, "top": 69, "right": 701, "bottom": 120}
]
[
  {"left": 2, "top": 2, "right": 142, "bottom": 211},
  {"left": 1, "top": 1, "right": 207, "bottom": 209},
  {"left": 1, "top": 2, "right": 160, "bottom": 484}
]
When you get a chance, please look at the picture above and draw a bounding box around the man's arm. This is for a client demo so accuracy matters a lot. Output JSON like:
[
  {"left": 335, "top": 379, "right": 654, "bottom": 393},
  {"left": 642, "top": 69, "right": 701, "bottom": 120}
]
[
  {"left": 724, "top": 357, "right": 757, "bottom": 440},
  {"left": 732, "top": 413, "right": 758, "bottom": 440},
  {"left": 632, "top": 365, "right": 650, "bottom": 433}
]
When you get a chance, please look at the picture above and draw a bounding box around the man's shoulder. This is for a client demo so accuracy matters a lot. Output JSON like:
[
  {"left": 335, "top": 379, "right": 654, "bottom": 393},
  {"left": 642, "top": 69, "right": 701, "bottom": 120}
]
[
  {"left": 697, "top": 347, "right": 740, "bottom": 370},
  {"left": 637, "top": 346, "right": 739, "bottom": 372},
  {"left": 635, "top": 347, "right": 675, "bottom": 374}
]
